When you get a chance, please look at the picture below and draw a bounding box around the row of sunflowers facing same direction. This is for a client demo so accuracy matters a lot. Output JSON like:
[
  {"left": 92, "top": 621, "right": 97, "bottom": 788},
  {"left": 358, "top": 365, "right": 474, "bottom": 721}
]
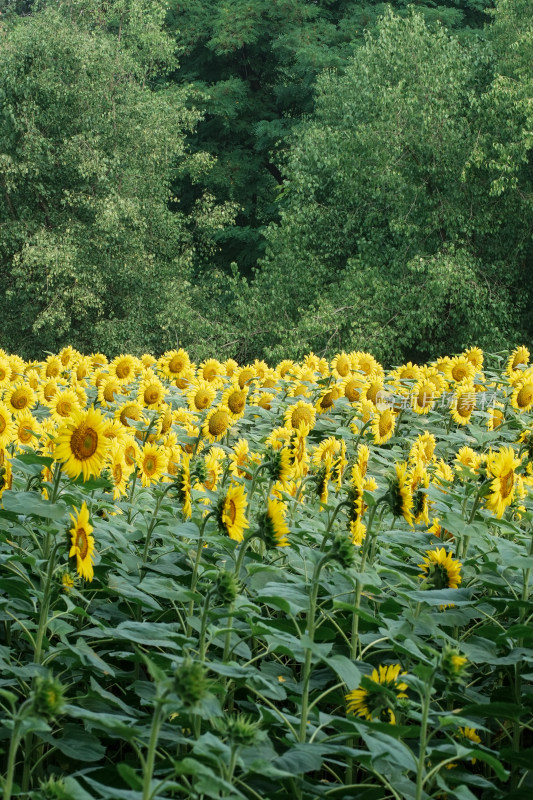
[{"left": 0, "top": 343, "right": 532, "bottom": 733}]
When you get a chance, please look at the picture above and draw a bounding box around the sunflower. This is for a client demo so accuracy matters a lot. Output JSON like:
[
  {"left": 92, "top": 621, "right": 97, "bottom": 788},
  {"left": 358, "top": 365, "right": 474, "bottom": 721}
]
[
  {"left": 312, "top": 436, "right": 341, "bottom": 468},
  {"left": 15, "top": 411, "right": 42, "bottom": 451},
  {"left": 229, "top": 438, "right": 252, "bottom": 479},
  {"left": 106, "top": 441, "right": 133, "bottom": 499},
  {"left": 43, "top": 355, "right": 62, "bottom": 379},
  {"left": 186, "top": 381, "right": 216, "bottom": 413},
  {"left": 5, "top": 383, "right": 36, "bottom": 416},
  {"left": 109, "top": 354, "right": 138, "bottom": 384},
  {"left": 315, "top": 458, "right": 333, "bottom": 507},
  {"left": 361, "top": 374, "right": 385, "bottom": 407},
  {"left": 354, "top": 352, "right": 383, "bottom": 377},
  {"left": 434, "top": 458, "right": 455, "bottom": 485},
  {"left": 0, "top": 356, "right": 12, "bottom": 387},
  {"left": 38, "top": 378, "right": 60, "bottom": 406},
  {"left": 357, "top": 444, "right": 370, "bottom": 476},
  {"left": 224, "top": 358, "right": 239, "bottom": 378},
  {"left": 176, "top": 454, "right": 192, "bottom": 518},
  {"left": 141, "top": 354, "right": 157, "bottom": 369},
  {"left": 201, "top": 450, "right": 224, "bottom": 492},
  {"left": 511, "top": 379, "right": 533, "bottom": 412},
  {"left": 487, "top": 403, "right": 505, "bottom": 430},
  {"left": 277, "top": 359, "right": 297, "bottom": 379},
  {"left": 0, "top": 402, "right": 15, "bottom": 449},
  {"left": 90, "top": 352, "right": 108, "bottom": 370},
  {"left": 409, "top": 431, "right": 436, "bottom": 467},
  {"left": 49, "top": 389, "right": 81, "bottom": 425},
  {"left": 450, "top": 383, "right": 476, "bottom": 425},
  {"left": 258, "top": 498, "right": 290, "bottom": 547},
  {"left": 284, "top": 400, "right": 316, "bottom": 431},
  {"left": 203, "top": 406, "right": 234, "bottom": 443},
  {"left": 289, "top": 424, "right": 310, "bottom": 478},
  {"left": 463, "top": 347, "right": 484, "bottom": 370},
  {"left": 0, "top": 455, "right": 13, "bottom": 498},
  {"left": 316, "top": 384, "right": 342, "bottom": 414},
  {"left": 386, "top": 462, "right": 413, "bottom": 526},
  {"left": 418, "top": 547, "right": 462, "bottom": 590},
  {"left": 371, "top": 407, "right": 396, "bottom": 445},
  {"left": 222, "top": 384, "right": 248, "bottom": 417},
  {"left": 421, "top": 366, "right": 447, "bottom": 394},
  {"left": 287, "top": 381, "right": 313, "bottom": 399},
  {"left": 265, "top": 446, "right": 293, "bottom": 487},
  {"left": 265, "top": 426, "right": 292, "bottom": 451},
  {"left": 54, "top": 407, "right": 109, "bottom": 481},
  {"left": 251, "top": 390, "right": 275, "bottom": 411},
  {"left": 139, "top": 374, "right": 166, "bottom": 409},
  {"left": 331, "top": 352, "right": 353, "bottom": 379},
  {"left": 390, "top": 361, "right": 421, "bottom": 386},
  {"left": 412, "top": 380, "right": 436, "bottom": 414},
  {"left": 73, "top": 356, "right": 91, "bottom": 383},
  {"left": 158, "top": 348, "right": 191, "bottom": 380},
  {"left": 218, "top": 484, "right": 249, "bottom": 542},
  {"left": 260, "top": 368, "right": 279, "bottom": 389},
  {"left": 346, "top": 664, "right": 408, "bottom": 724},
  {"left": 138, "top": 442, "right": 166, "bottom": 487},
  {"left": 507, "top": 346, "right": 530, "bottom": 376},
  {"left": 485, "top": 446, "right": 522, "bottom": 518},
  {"left": 454, "top": 446, "right": 482, "bottom": 478},
  {"left": 409, "top": 464, "right": 430, "bottom": 526},
  {"left": 115, "top": 400, "right": 146, "bottom": 430},
  {"left": 200, "top": 358, "right": 224, "bottom": 384},
  {"left": 349, "top": 517, "right": 367, "bottom": 546},
  {"left": 342, "top": 375, "right": 365, "bottom": 404},
  {"left": 173, "top": 368, "right": 195, "bottom": 391},
  {"left": 69, "top": 502, "right": 95, "bottom": 582},
  {"left": 445, "top": 355, "right": 476, "bottom": 384}
]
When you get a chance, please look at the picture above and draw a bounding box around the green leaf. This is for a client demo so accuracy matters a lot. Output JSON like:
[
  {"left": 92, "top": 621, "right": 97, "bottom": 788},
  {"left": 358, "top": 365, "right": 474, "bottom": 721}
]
[
  {"left": 2, "top": 491, "right": 66, "bottom": 520},
  {"left": 323, "top": 655, "right": 361, "bottom": 688}
]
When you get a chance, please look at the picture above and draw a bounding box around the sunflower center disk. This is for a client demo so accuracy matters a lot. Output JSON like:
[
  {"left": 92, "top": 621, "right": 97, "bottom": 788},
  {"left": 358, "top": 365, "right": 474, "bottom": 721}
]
[
  {"left": 76, "top": 530, "right": 88, "bottom": 559},
  {"left": 500, "top": 470, "right": 514, "bottom": 499},
  {"left": 71, "top": 425, "right": 99, "bottom": 460}
]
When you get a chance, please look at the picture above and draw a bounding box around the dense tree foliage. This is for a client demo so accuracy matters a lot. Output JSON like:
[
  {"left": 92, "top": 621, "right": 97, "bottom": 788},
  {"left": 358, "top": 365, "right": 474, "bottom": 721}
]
[
  {"left": 238, "top": 8, "right": 530, "bottom": 362},
  {"left": 0, "top": 1, "right": 236, "bottom": 356},
  {"left": 165, "top": 0, "right": 494, "bottom": 272},
  {"left": 0, "top": 0, "right": 531, "bottom": 364}
]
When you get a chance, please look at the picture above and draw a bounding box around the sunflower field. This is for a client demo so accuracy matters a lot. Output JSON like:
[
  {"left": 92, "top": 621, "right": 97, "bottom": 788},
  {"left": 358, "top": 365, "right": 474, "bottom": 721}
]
[{"left": 1, "top": 345, "right": 533, "bottom": 800}]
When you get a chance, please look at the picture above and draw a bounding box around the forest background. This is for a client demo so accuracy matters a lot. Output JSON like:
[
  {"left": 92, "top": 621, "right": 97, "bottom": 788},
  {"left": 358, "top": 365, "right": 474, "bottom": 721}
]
[{"left": 0, "top": 0, "right": 531, "bottom": 365}]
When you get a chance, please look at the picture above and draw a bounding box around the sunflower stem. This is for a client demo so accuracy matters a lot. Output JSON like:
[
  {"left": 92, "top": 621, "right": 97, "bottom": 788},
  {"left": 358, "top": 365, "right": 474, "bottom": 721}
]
[
  {"left": 186, "top": 511, "right": 216, "bottom": 638},
  {"left": 22, "top": 541, "right": 60, "bottom": 794},
  {"left": 415, "top": 671, "right": 435, "bottom": 800},
  {"left": 142, "top": 696, "right": 166, "bottom": 800},
  {"left": 233, "top": 531, "right": 257, "bottom": 580},
  {"left": 298, "top": 554, "right": 330, "bottom": 745},
  {"left": 353, "top": 419, "right": 372, "bottom": 452},
  {"left": 49, "top": 461, "right": 63, "bottom": 504},
  {"left": 319, "top": 499, "right": 351, "bottom": 551},
  {"left": 140, "top": 482, "right": 176, "bottom": 568},
  {"left": 198, "top": 588, "right": 215, "bottom": 663},
  {"left": 126, "top": 468, "right": 138, "bottom": 524}
]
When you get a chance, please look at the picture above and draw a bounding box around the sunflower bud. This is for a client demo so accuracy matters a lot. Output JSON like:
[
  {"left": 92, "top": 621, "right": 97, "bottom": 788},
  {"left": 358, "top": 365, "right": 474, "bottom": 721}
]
[
  {"left": 216, "top": 570, "right": 240, "bottom": 605},
  {"left": 441, "top": 645, "right": 469, "bottom": 684},
  {"left": 40, "top": 775, "right": 70, "bottom": 799},
  {"left": 32, "top": 675, "right": 65, "bottom": 719},
  {"left": 191, "top": 457, "right": 208, "bottom": 485},
  {"left": 330, "top": 533, "right": 355, "bottom": 569},
  {"left": 173, "top": 660, "right": 210, "bottom": 708},
  {"left": 264, "top": 447, "right": 292, "bottom": 483},
  {"left": 216, "top": 713, "right": 262, "bottom": 747}
]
